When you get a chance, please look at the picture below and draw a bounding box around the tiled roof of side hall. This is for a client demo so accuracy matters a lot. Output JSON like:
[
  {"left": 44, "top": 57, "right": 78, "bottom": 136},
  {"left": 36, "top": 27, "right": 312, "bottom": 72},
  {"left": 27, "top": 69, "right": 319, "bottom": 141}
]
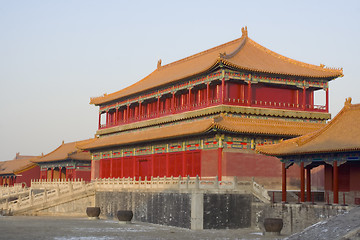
[
  {"left": 32, "top": 139, "right": 93, "bottom": 163},
  {"left": 256, "top": 98, "right": 360, "bottom": 156},
  {"left": 90, "top": 27, "right": 343, "bottom": 105},
  {"left": 0, "top": 154, "right": 40, "bottom": 175},
  {"left": 79, "top": 115, "right": 325, "bottom": 151}
]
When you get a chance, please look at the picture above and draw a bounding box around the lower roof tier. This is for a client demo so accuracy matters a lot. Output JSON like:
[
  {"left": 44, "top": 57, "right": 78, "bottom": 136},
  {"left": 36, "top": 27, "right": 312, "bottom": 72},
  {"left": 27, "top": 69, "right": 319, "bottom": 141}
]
[{"left": 81, "top": 114, "right": 325, "bottom": 151}]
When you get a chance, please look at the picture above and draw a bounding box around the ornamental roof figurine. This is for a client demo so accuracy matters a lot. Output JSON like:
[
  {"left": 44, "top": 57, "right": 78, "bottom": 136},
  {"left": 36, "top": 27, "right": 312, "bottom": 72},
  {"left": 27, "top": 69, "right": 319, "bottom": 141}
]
[{"left": 90, "top": 26, "right": 343, "bottom": 105}]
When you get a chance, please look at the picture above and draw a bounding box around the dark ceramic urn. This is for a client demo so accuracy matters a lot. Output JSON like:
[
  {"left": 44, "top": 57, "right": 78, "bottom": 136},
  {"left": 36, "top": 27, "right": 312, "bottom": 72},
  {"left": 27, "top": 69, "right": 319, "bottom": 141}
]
[
  {"left": 116, "top": 210, "right": 133, "bottom": 223},
  {"left": 263, "top": 218, "right": 283, "bottom": 235},
  {"left": 86, "top": 207, "right": 101, "bottom": 219}
]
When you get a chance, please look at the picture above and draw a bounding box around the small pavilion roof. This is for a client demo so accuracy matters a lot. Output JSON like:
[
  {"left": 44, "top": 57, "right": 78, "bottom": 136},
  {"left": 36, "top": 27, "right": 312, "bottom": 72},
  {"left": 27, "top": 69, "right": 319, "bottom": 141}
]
[
  {"left": 79, "top": 115, "right": 325, "bottom": 151},
  {"left": 91, "top": 27, "right": 343, "bottom": 105},
  {"left": 33, "top": 139, "right": 93, "bottom": 163},
  {"left": 256, "top": 98, "right": 360, "bottom": 156},
  {"left": 0, "top": 154, "right": 40, "bottom": 175}
]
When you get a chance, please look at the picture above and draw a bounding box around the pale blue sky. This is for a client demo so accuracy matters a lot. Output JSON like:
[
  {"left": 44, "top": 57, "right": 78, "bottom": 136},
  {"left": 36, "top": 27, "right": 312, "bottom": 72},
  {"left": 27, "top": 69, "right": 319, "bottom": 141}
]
[{"left": 0, "top": 0, "right": 359, "bottom": 160}]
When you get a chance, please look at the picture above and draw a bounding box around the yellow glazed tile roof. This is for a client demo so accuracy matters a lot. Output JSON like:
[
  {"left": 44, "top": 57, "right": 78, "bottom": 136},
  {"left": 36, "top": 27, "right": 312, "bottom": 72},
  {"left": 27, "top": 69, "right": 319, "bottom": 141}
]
[
  {"left": 33, "top": 139, "right": 93, "bottom": 163},
  {"left": 0, "top": 155, "right": 40, "bottom": 175},
  {"left": 91, "top": 27, "right": 342, "bottom": 105},
  {"left": 80, "top": 115, "right": 325, "bottom": 150},
  {"left": 257, "top": 98, "right": 360, "bottom": 156}
]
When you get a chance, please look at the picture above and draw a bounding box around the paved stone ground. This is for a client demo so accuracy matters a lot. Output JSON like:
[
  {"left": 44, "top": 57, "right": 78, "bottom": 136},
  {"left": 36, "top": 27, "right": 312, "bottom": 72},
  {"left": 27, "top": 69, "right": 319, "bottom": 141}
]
[
  {"left": 0, "top": 216, "right": 288, "bottom": 240},
  {"left": 285, "top": 206, "right": 360, "bottom": 240}
]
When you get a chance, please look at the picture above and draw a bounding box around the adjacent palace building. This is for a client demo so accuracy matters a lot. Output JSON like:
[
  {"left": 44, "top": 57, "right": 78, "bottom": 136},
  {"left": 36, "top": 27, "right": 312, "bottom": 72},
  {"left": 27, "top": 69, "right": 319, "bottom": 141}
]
[{"left": 80, "top": 27, "right": 343, "bottom": 188}]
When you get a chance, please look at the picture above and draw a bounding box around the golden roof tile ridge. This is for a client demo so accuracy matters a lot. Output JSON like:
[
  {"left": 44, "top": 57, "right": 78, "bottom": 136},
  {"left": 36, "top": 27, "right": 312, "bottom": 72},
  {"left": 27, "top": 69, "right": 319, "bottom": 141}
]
[
  {"left": 158, "top": 36, "right": 244, "bottom": 71},
  {"left": 295, "top": 98, "right": 354, "bottom": 147},
  {"left": 248, "top": 38, "right": 343, "bottom": 76}
]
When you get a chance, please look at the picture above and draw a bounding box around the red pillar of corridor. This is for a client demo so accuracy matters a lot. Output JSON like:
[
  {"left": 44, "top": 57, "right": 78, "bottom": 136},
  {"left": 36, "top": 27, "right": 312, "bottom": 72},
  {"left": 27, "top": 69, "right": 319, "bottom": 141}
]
[
  {"left": 306, "top": 168, "right": 311, "bottom": 202},
  {"left": 300, "top": 162, "right": 305, "bottom": 202},
  {"left": 282, "top": 162, "right": 287, "bottom": 202},
  {"left": 333, "top": 161, "right": 339, "bottom": 204}
]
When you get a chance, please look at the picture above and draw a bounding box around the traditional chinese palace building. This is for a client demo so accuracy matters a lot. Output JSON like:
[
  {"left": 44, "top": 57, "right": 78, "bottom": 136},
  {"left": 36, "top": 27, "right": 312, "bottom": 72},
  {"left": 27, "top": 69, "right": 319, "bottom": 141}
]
[
  {"left": 0, "top": 153, "right": 40, "bottom": 187},
  {"left": 33, "top": 140, "right": 92, "bottom": 181},
  {"left": 257, "top": 98, "right": 360, "bottom": 205},
  {"left": 81, "top": 27, "right": 342, "bottom": 188}
]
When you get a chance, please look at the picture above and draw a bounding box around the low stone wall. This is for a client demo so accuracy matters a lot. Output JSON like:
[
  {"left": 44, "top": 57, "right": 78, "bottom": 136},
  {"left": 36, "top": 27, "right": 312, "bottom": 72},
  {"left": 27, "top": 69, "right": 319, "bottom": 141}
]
[
  {"left": 95, "top": 191, "right": 252, "bottom": 229},
  {"left": 252, "top": 202, "right": 351, "bottom": 235}
]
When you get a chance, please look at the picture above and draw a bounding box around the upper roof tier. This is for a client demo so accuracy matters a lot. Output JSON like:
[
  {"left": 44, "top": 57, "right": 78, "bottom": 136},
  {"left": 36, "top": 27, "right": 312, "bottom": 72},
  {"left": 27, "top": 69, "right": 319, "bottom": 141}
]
[
  {"left": 33, "top": 139, "right": 92, "bottom": 163},
  {"left": 91, "top": 27, "right": 343, "bottom": 106},
  {"left": 256, "top": 98, "right": 360, "bottom": 156}
]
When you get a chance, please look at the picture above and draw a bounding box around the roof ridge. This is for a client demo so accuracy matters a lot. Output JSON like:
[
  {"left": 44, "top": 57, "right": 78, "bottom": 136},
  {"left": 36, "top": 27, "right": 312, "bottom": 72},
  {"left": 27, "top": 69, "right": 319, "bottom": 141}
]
[
  {"left": 295, "top": 98, "right": 353, "bottom": 146},
  {"left": 248, "top": 38, "right": 343, "bottom": 75},
  {"left": 159, "top": 36, "right": 244, "bottom": 71}
]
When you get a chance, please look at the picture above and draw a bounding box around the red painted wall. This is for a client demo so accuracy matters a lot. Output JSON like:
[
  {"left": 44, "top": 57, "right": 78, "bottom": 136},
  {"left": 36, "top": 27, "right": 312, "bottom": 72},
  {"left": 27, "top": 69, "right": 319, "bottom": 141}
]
[
  {"left": 74, "top": 169, "right": 91, "bottom": 182},
  {"left": 222, "top": 150, "right": 300, "bottom": 189},
  {"left": 310, "top": 165, "right": 325, "bottom": 191},
  {"left": 350, "top": 162, "right": 360, "bottom": 191},
  {"left": 97, "top": 151, "right": 202, "bottom": 180},
  {"left": 324, "top": 162, "right": 359, "bottom": 192},
  {"left": 201, "top": 149, "right": 218, "bottom": 177},
  {"left": 15, "top": 165, "right": 40, "bottom": 187},
  {"left": 252, "top": 84, "right": 297, "bottom": 104}
]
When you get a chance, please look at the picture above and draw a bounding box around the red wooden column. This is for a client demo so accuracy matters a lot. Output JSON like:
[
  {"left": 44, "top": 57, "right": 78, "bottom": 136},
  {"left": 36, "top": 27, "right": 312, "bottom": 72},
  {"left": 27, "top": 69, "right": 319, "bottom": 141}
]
[
  {"left": 157, "top": 96, "right": 160, "bottom": 116},
  {"left": 126, "top": 105, "right": 130, "bottom": 123},
  {"left": 115, "top": 108, "right": 119, "bottom": 126},
  {"left": 300, "top": 162, "right": 305, "bottom": 202},
  {"left": 282, "top": 162, "right": 287, "bottom": 202},
  {"left": 98, "top": 112, "right": 102, "bottom": 129},
  {"left": 306, "top": 167, "right": 311, "bottom": 202},
  {"left": 333, "top": 161, "right": 339, "bottom": 204},
  {"left": 221, "top": 78, "right": 225, "bottom": 104},
  {"left": 171, "top": 92, "right": 175, "bottom": 113},
  {"left": 138, "top": 101, "right": 142, "bottom": 120},
  {"left": 302, "top": 87, "right": 306, "bottom": 110},
  {"left": 247, "top": 81, "right": 252, "bottom": 106},
  {"left": 206, "top": 82, "right": 210, "bottom": 106},
  {"left": 326, "top": 88, "right": 329, "bottom": 112},
  {"left": 188, "top": 87, "right": 192, "bottom": 110},
  {"left": 105, "top": 111, "right": 109, "bottom": 127}
]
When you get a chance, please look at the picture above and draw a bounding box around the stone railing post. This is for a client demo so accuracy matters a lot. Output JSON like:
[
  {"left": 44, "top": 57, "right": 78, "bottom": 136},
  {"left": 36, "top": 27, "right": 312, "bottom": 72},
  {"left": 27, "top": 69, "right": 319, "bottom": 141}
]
[{"left": 195, "top": 175, "right": 200, "bottom": 189}]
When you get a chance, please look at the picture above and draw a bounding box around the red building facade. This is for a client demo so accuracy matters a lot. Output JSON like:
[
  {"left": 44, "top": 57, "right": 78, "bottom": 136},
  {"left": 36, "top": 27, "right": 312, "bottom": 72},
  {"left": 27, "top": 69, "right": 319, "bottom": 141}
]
[
  {"left": 34, "top": 140, "right": 92, "bottom": 182},
  {"left": 81, "top": 27, "right": 342, "bottom": 189}
]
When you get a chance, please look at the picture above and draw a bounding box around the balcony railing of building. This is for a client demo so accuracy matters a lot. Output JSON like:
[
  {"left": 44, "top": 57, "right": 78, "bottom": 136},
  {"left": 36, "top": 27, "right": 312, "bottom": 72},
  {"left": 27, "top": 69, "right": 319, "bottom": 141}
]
[{"left": 99, "top": 97, "right": 327, "bottom": 129}]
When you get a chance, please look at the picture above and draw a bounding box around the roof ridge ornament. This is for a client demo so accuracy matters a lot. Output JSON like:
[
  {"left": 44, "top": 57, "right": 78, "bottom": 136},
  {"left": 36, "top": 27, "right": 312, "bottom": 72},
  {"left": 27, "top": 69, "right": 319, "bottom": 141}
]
[
  {"left": 241, "top": 26, "right": 248, "bottom": 38},
  {"left": 157, "top": 59, "right": 162, "bottom": 69},
  {"left": 345, "top": 97, "right": 352, "bottom": 108}
]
